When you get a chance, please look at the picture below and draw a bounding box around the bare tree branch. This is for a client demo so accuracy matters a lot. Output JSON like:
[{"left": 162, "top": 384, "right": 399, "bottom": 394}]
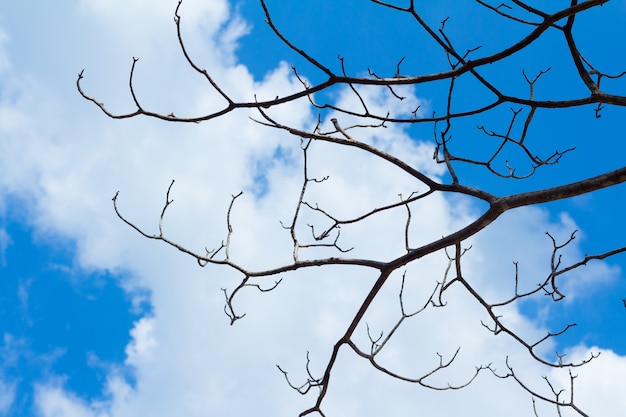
[{"left": 85, "top": 0, "right": 626, "bottom": 415}]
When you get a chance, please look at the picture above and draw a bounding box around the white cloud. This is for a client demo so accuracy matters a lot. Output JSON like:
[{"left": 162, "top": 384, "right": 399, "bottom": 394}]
[
  {"left": 124, "top": 317, "right": 156, "bottom": 367},
  {"left": 549, "top": 346, "right": 626, "bottom": 415},
  {"left": 77, "top": 0, "right": 232, "bottom": 44},
  {"left": 35, "top": 384, "right": 104, "bottom": 417},
  {"left": 0, "top": 1, "right": 624, "bottom": 417},
  {"left": 0, "top": 228, "right": 11, "bottom": 267},
  {"left": 0, "top": 29, "right": 9, "bottom": 74},
  {"left": 0, "top": 377, "right": 15, "bottom": 416},
  {"left": 0, "top": 337, "right": 23, "bottom": 416}
]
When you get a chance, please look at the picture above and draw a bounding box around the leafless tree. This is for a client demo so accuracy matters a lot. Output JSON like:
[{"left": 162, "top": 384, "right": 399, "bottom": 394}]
[{"left": 77, "top": 0, "right": 626, "bottom": 416}]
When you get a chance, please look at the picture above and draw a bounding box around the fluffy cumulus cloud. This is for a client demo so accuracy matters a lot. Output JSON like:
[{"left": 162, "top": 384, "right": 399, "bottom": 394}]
[
  {"left": 539, "top": 346, "right": 626, "bottom": 416},
  {"left": 0, "top": 1, "right": 624, "bottom": 416},
  {"left": 34, "top": 385, "right": 96, "bottom": 417}
]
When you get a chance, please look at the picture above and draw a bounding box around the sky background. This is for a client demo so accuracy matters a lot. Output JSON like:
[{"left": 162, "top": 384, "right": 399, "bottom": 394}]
[{"left": 0, "top": 1, "right": 625, "bottom": 416}]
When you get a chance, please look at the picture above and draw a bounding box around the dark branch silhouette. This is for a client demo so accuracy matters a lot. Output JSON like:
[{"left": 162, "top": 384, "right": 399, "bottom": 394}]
[{"left": 82, "top": 0, "right": 626, "bottom": 415}]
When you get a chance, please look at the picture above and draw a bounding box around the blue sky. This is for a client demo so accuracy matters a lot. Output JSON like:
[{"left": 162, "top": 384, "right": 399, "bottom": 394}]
[{"left": 0, "top": 1, "right": 625, "bottom": 416}]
